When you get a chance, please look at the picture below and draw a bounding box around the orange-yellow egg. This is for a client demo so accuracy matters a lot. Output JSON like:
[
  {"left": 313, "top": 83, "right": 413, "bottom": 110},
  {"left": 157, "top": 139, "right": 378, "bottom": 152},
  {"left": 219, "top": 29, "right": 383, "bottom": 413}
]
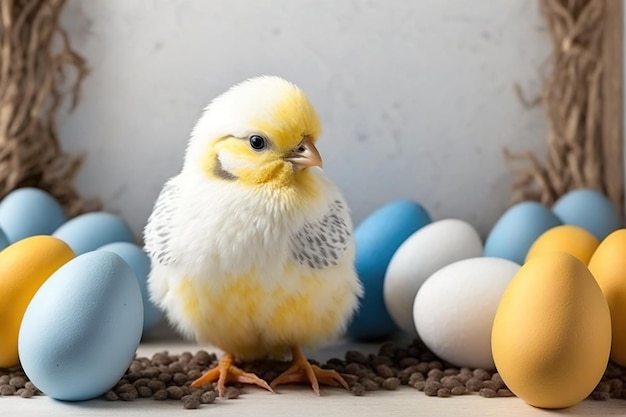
[
  {"left": 588, "top": 229, "right": 626, "bottom": 366},
  {"left": 492, "top": 252, "right": 611, "bottom": 409},
  {"left": 525, "top": 225, "right": 599, "bottom": 265},
  {"left": 0, "top": 236, "right": 74, "bottom": 368}
]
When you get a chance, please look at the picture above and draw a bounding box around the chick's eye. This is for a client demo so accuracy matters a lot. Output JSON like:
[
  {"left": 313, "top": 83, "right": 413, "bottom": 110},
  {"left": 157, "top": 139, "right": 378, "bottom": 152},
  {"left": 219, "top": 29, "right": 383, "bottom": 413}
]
[{"left": 249, "top": 135, "right": 266, "bottom": 150}]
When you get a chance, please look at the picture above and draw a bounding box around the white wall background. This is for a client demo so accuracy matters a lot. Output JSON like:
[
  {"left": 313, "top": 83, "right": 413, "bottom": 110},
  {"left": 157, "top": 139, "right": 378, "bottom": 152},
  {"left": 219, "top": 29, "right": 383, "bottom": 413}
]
[{"left": 58, "top": 0, "right": 551, "bottom": 240}]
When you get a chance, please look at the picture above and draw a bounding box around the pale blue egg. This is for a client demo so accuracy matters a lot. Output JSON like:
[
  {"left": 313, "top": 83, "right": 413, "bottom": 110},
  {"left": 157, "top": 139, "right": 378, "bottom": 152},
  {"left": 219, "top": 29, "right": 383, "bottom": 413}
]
[
  {"left": 484, "top": 202, "right": 562, "bottom": 264},
  {"left": 0, "top": 187, "right": 66, "bottom": 242},
  {"left": 347, "top": 200, "right": 432, "bottom": 341},
  {"left": 53, "top": 212, "right": 134, "bottom": 255},
  {"left": 0, "top": 227, "right": 9, "bottom": 252},
  {"left": 552, "top": 188, "right": 622, "bottom": 241},
  {"left": 98, "top": 242, "right": 163, "bottom": 334},
  {"left": 18, "top": 251, "right": 143, "bottom": 401}
]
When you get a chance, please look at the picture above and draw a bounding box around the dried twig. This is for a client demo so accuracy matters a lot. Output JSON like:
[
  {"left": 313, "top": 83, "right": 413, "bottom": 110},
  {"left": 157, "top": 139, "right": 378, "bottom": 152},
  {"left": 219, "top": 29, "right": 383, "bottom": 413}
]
[
  {"left": 0, "top": 0, "right": 98, "bottom": 216},
  {"left": 506, "top": 0, "right": 614, "bottom": 209}
]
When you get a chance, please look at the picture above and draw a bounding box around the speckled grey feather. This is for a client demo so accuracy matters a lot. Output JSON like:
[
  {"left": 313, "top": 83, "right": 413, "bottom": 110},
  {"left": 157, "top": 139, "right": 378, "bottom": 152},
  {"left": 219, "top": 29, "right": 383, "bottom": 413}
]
[
  {"left": 289, "top": 200, "right": 351, "bottom": 269},
  {"left": 144, "top": 180, "right": 179, "bottom": 266}
]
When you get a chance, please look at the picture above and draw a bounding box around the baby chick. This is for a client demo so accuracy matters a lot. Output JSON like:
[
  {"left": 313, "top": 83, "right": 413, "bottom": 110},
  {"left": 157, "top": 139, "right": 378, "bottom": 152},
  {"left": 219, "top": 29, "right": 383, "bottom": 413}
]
[{"left": 144, "top": 75, "right": 362, "bottom": 396}]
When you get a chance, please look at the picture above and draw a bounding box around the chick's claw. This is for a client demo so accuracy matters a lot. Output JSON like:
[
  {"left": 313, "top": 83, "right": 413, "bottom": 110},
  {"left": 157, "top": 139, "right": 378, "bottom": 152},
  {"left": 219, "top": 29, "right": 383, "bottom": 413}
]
[
  {"left": 270, "top": 347, "right": 350, "bottom": 395},
  {"left": 191, "top": 353, "right": 274, "bottom": 397}
]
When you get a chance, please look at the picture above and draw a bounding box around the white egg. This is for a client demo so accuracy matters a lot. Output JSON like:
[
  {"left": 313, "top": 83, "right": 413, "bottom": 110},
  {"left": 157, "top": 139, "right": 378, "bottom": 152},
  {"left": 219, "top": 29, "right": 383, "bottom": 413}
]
[
  {"left": 384, "top": 219, "right": 483, "bottom": 334},
  {"left": 413, "top": 257, "right": 520, "bottom": 369}
]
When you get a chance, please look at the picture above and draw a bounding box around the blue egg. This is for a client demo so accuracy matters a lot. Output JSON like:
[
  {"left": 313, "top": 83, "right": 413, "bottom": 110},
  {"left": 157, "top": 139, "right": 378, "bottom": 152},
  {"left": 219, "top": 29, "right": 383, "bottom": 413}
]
[
  {"left": 98, "top": 242, "right": 163, "bottom": 334},
  {"left": 0, "top": 227, "right": 9, "bottom": 252},
  {"left": 53, "top": 212, "right": 134, "bottom": 255},
  {"left": 484, "top": 202, "right": 562, "bottom": 264},
  {"left": 0, "top": 187, "right": 66, "bottom": 243},
  {"left": 552, "top": 188, "right": 622, "bottom": 241},
  {"left": 347, "top": 200, "right": 431, "bottom": 340},
  {"left": 18, "top": 251, "right": 143, "bottom": 401}
]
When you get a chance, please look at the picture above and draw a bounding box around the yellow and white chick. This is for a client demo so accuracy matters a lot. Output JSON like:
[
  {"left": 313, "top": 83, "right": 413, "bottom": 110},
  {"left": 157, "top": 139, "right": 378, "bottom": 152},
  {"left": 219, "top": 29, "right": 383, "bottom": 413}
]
[{"left": 144, "top": 75, "right": 362, "bottom": 396}]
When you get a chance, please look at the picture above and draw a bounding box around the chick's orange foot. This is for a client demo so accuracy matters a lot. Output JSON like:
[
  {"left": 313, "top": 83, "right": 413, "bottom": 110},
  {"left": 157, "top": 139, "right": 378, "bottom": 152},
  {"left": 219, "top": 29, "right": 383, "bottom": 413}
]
[
  {"left": 270, "top": 346, "right": 350, "bottom": 395},
  {"left": 190, "top": 353, "right": 273, "bottom": 397}
]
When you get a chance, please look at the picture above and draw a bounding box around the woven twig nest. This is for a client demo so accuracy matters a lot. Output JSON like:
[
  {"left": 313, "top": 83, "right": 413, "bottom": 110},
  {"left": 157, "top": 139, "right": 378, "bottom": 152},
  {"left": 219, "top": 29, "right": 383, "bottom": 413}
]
[
  {"left": 0, "top": 0, "right": 98, "bottom": 217},
  {"left": 506, "top": 0, "right": 623, "bottom": 215}
]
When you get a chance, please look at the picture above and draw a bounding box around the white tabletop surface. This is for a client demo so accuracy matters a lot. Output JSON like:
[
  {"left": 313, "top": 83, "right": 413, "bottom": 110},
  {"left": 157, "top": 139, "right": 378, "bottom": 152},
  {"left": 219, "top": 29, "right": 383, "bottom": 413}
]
[{"left": 2, "top": 329, "right": 624, "bottom": 416}]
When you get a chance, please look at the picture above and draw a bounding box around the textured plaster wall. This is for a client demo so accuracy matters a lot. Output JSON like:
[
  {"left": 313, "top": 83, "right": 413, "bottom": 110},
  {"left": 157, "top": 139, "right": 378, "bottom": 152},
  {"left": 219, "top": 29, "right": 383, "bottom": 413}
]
[{"left": 58, "top": 0, "right": 551, "bottom": 239}]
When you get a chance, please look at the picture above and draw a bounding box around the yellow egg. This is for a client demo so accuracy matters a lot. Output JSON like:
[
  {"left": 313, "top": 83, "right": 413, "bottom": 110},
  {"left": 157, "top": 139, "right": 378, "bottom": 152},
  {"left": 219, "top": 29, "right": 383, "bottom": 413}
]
[
  {"left": 491, "top": 252, "right": 611, "bottom": 409},
  {"left": 0, "top": 236, "right": 74, "bottom": 368},
  {"left": 588, "top": 229, "right": 626, "bottom": 366},
  {"left": 525, "top": 225, "right": 599, "bottom": 265}
]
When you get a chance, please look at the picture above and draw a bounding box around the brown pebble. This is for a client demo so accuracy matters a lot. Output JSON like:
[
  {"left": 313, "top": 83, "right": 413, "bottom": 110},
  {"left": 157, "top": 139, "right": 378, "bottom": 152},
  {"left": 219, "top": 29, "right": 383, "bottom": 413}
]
[
  {"left": 416, "top": 362, "right": 430, "bottom": 374},
  {"left": 0, "top": 385, "right": 16, "bottom": 396},
  {"left": 127, "top": 372, "right": 142, "bottom": 382},
  {"left": 148, "top": 380, "right": 166, "bottom": 392},
  {"left": 344, "top": 363, "right": 367, "bottom": 377},
  {"left": 140, "top": 367, "right": 159, "bottom": 379},
  {"left": 608, "top": 378, "right": 623, "bottom": 397},
  {"left": 153, "top": 389, "right": 168, "bottom": 400},
  {"left": 360, "top": 378, "right": 379, "bottom": 391},
  {"left": 428, "top": 361, "right": 443, "bottom": 370},
  {"left": 173, "top": 373, "right": 189, "bottom": 385},
  {"left": 482, "top": 380, "right": 501, "bottom": 391},
  {"left": 382, "top": 377, "right": 400, "bottom": 390},
  {"left": 104, "top": 390, "right": 119, "bottom": 401},
  {"left": 187, "top": 369, "right": 202, "bottom": 381},
  {"left": 596, "top": 382, "right": 611, "bottom": 393},
  {"left": 409, "top": 372, "right": 425, "bottom": 383},
  {"left": 497, "top": 389, "right": 514, "bottom": 397},
  {"left": 193, "top": 350, "right": 214, "bottom": 366},
  {"left": 437, "top": 388, "right": 451, "bottom": 397},
  {"left": 427, "top": 368, "right": 444, "bottom": 380},
  {"left": 117, "top": 384, "right": 138, "bottom": 401},
  {"left": 169, "top": 362, "right": 184, "bottom": 374},
  {"left": 473, "top": 368, "right": 491, "bottom": 381},
  {"left": 200, "top": 391, "right": 218, "bottom": 404},
  {"left": 224, "top": 386, "right": 240, "bottom": 399},
  {"left": 137, "top": 386, "right": 153, "bottom": 398},
  {"left": 0, "top": 375, "right": 9, "bottom": 384},
  {"left": 9, "top": 376, "right": 26, "bottom": 389},
  {"left": 129, "top": 361, "right": 143, "bottom": 374},
  {"left": 133, "top": 378, "right": 150, "bottom": 387},
  {"left": 451, "top": 386, "right": 468, "bottom": 395},
  {"left": 591, "top": 391, "right": 611, "bottom": 401},
  {"left": 345, "top": 350, "right": 368, "bottom": 365},
  {"left": 167, "top": 386, "right": 184, "bottom": 400},
  {"left": 17, "top": 388, "right": 34, "bottom": 398},
  {"left": 412, "top": 381, "right": 426, "bottom": 391},
  {"left": 158, "top": 372, "right": 172, "bottom": 383},
  {"left": 375, "top": 364, "right": 395, "bottom": 378},
  {"left": 491, "top": 373, "right": 505, "bottom": 386},
  {"left": 351, "top": 383, "right": 365, "bottom": 396},
  {"left": 152, "top": 351, "right": 172, "bottom": 366},
  {"left": 465, "top": 377, "right": 484, "bottom": 392},
  {"left": 424, "top": 384, "right": 439, "bottom": 396},
  {"left": 180, "top": 352, "right": 193, "bottom": 363},
  {"left": 441, "top": 376, "right": 462, "bottom": 389},
  {"left": 400, "top": 357, "right": 419, "bottom": 368},
  {"left": 182, "top": 394, "right": 201, "bottom": 409},
  {"left": 24, "top": 382, "right": 38, "bottom": 393},
  {"left": 443, "top": 368, "right": 459, "bottom": 376},
  {"left": 479, "top": 388, "right": 497, "bottom": 398}
]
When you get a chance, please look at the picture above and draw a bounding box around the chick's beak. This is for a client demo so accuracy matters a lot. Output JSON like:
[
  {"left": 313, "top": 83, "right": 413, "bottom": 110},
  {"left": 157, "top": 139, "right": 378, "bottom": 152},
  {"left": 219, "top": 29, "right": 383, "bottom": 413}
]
[{"left": 285, "top": 136, "right": 323, "bottom": 170}]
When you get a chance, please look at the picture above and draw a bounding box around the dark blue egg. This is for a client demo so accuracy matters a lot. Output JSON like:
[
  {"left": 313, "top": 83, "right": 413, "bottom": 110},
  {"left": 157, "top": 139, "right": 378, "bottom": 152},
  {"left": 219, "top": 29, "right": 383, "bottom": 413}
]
[{"left": 347, "top": 200, "right": 431, "bottom": 340}]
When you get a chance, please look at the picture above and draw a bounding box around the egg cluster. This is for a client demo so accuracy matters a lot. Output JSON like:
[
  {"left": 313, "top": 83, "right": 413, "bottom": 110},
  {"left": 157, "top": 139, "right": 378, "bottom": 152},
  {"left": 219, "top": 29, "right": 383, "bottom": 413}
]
[
  {"left": 0, "top": 187, "right": 162, "bottom": 401},
  {"left": 346, "top": 188, "right": 624, "bottom": 409}
]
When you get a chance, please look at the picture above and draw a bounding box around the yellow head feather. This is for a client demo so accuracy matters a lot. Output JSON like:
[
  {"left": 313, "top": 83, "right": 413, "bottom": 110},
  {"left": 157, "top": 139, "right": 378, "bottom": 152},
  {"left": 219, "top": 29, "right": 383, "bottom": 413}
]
[{"left": 184, "top": 76, "right": 322, "bottom": 190}]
